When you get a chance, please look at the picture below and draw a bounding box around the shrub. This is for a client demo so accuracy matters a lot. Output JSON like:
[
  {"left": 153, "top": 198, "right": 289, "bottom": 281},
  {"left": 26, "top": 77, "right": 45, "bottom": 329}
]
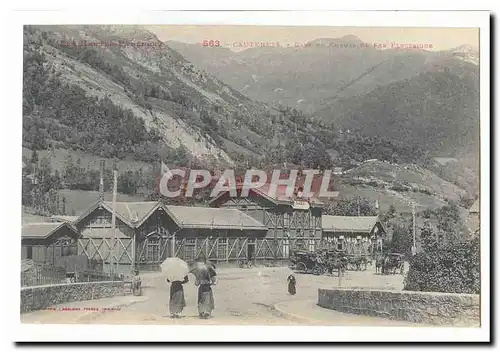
[{"left": 403, "top": 236, "right": 480, "bottom": 294}]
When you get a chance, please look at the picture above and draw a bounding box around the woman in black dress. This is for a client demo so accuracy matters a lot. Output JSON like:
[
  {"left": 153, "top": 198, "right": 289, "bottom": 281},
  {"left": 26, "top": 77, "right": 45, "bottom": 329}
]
[
  {"left": 287, "top": 274, "right": 296, "bottom": 295},
  {"left": 195, "top": 255, "right": 217, "bottom": 319},
  {"left": 167, "top": 275, "right": 189, "bottom": 318}
]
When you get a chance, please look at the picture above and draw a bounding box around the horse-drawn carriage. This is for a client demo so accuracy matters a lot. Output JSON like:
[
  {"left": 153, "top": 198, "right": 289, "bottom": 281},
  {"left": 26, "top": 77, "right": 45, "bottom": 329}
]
[
  {"left": 346, "top": 254, "right": 370, "bottom": 271},
  {"left": 290, "top": 250, "right": 327, "bottom": 275},
  {"left": 375, "top": 252, "right": 405, "bottom": 275},
  {"left": 290, "top": 249, "right": 348, "bottom": 276}
]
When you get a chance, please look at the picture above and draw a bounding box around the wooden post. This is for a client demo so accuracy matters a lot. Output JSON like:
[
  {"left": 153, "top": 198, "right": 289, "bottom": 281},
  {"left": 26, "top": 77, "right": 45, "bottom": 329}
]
[
  {"left": 412, "top": 203, "right": 416, "bottom": 254},
  {"left": 206, "top": 237, "right": 209, "bottom": 259},
  {"left": 111, "top": 170, "right": 118, "bottom": 275},
  {"left": 172, "top": 231, "right": 176, "bottom": 258},
  {"left": 99, "top": 160, "right": 105, "bottom": 201},
  {"left": 131, "top": 231, "right": 136, "bottom": 272}
]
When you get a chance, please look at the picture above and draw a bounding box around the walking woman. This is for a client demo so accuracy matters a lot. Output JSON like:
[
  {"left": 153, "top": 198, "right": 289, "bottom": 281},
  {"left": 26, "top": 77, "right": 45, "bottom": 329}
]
[
  {"left": 287, "top": 274, "right": 296, "bottom": 295},
  {"left": 195, "top": 255, "right": 217, "bottom": 319},
  {"left": 167, "top": 275, "right": 189, "bottom": 318}
]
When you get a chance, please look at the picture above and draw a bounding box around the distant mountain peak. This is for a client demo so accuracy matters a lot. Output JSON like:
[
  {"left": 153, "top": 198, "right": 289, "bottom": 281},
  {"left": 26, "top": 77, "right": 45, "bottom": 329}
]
[
  {"left": 339, "top": 34, "right": 363, "bottom": 43},
  {"left": 448, "top": 44, "right": 479, "bottom": 65},
  {"left": 449, "top": 44, "right": 478, "bottom": 53},
  {"left": 307, "top": 35, "right": 365, "bottom": 46}
]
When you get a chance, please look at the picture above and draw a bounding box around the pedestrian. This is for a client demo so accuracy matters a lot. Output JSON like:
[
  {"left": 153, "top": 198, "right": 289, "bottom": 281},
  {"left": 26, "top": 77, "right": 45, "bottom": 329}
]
[
  {"left": 167, "top": 275, "right": 189, "bottom": 318},
  {"left": 132, "top": 269, "right": 142, "bottom": 296},
  {"left": 195, "top": 254, "right": 217, "bottom": 319},
  {"left": 287, "top": 274, "right": 296, "bottom": 295}
]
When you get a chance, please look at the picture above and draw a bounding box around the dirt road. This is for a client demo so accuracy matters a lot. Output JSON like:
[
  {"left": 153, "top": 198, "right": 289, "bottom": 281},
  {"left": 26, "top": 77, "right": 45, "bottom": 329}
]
[{"left": 22, "top": 266, "right": 418, "bottom": 326}]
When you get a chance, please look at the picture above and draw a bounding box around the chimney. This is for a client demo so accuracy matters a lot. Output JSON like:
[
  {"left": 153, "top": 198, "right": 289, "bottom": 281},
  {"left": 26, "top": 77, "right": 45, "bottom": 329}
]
[{"left": 99, "top": 160, "right": 105, "bottom": 201}]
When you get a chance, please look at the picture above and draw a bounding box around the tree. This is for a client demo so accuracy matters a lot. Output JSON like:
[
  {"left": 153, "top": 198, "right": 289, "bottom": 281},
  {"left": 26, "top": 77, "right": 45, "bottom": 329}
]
[
  {"left": 61, "top": 195, "right": 67, "bottom": 215},
  {"left": 63, "top": 155, "right": 77, "bottom": 188},
  {"left": 30, "top": 149, "right": 39, "bottom": 165},
  {"left": 380, "top": 204, "right": 396, "bottom": 223},
  {"left": 325, "top": 196, "right": 377, "bottom": 216},
  {"left": 118, "top": 171, "right": 136, "bottom": 195},
  {"left": 38, "top": 157, "right": 53, "bottom": 193},
  {"left": 420, "top": 219, "right": 436, "bottom": 251},
  {"left": 389, "top": 222, "right": 413, "bottom": 257},
  {"left": 435, "top": 202, "right": 467, "bottom": 244}
]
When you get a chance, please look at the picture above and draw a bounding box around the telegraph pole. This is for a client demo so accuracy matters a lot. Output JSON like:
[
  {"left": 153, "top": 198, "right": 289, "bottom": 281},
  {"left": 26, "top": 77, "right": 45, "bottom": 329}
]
[
  {"left": 412, "top": 203, "right": 417, "bottom": 255},
  {"left": 111, "top": 170, "right": 118, "bottom": 275},
  {"left": 99, "top": 160, "right": 105, "bottom": 201}
]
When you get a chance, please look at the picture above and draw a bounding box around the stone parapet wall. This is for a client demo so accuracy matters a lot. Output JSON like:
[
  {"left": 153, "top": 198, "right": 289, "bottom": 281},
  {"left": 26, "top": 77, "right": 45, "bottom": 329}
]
[
  {"left": 318, "top": 288, "right": 480, "bottom": 326},
  {"left": 21, "top": 281, "right": 125, "bottom": 313}
]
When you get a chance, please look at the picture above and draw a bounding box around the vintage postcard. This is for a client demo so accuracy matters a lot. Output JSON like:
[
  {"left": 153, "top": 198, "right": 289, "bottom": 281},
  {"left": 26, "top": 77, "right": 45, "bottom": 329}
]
[{"left": 9, "top": 10, "right": 489, "bottom": 343}]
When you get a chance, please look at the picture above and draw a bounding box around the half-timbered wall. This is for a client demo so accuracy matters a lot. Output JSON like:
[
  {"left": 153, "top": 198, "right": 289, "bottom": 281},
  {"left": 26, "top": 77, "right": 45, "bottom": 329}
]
[
  {"left": 22, "top": 235, "right": 78, "bottom": 265},
  {"left": 76, "top": 208, "right": 134, "bottom": 274},
  {"left": 322, "top": 231, "right": 377, "bottom": 255},
  {"left": 218, "top": 194, "right": 323, "bottom": 258},
  {"left": 135, "top": 208, "right": 176, "bottom": 271}
]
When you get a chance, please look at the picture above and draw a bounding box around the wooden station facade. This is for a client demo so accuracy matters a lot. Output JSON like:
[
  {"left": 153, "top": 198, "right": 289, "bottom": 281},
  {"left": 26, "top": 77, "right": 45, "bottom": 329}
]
[
  {"left": 70, "top": 201, "right": 268, "bottom": 273},
  {"left": 21, "top": 222, "right": 80, "bottom": 265},
  {"left": 209, "top": 185, "right": 324, "bottom": 259},
  {"left": 22, "top": 197, "right": 387, "bottom": 274},
  {"left": 321, "top": 215, "right": 386, "bottom": 255}
]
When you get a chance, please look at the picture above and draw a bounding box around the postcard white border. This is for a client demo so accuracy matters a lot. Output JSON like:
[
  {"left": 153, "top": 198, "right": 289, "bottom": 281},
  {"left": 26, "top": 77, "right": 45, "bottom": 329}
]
[{"left": 4, "top": 9, "right": 490, "bottom": 344}]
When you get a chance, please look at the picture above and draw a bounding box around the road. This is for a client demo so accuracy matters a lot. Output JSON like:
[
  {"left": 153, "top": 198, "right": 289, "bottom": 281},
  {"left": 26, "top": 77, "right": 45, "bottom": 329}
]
[{"left": 21, "top": 265, "right": 420, "bottom": 326}]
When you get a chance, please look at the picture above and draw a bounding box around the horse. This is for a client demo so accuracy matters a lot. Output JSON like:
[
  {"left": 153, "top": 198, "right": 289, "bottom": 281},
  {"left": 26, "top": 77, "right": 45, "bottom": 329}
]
[
  {"left": 350, "top": 255, "right": 369, "bottom": 271},
  {"left": 327, "top": 255, "right": 348, "bottom": 277},
  {"left": 375, "top": 255, "right": 385, "bottom": 274},
  {"left": 382, "top": 254, "right": 405, "bottom": 275}
]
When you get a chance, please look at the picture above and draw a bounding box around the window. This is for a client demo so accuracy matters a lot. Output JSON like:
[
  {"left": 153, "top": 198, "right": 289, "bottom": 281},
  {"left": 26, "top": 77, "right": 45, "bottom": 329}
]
[
  {"left": 283, "top": 213, "right": 289, "bottom": 227},
  {"left": 219, "top": 238, "right": 228, "bottom": 245},
  {"left": 218, "top": 238, "right": 228, "bottom": 259},
  {"left": 337, "top": 239, "right": 345, "bottom": 251},
  {"left": 308, "top": 239, "right": 315, "bottom": 252},
  {"left": 146, "top": 236, "right": 160, "bottom": 263},
  {"left": 184, "top": 239, "right": 196, "bottom": 261},
  {"left": 26, "top": 246, "right": 33, "bottom": 260},
  {"left": 282, "top": 238, "right": 290, "bottom": 258}
]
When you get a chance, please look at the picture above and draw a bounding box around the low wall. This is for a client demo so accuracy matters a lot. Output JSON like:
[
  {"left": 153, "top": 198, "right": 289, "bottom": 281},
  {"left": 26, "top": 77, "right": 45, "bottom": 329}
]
[
  {"left": 21, "top": 281, "right": 125, "bottom": 313},
  {"left": 318, "top": 288, "right": 480, "bottom": 326}
]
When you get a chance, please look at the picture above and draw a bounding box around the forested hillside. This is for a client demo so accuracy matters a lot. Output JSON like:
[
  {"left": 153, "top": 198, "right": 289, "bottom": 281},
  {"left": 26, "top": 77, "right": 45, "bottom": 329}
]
[
  {"left": 22, "top": 25, "right": 476, "bottom": 221},
  {"left": 317, "top": 65, "right": 479, "bottom": 159}
]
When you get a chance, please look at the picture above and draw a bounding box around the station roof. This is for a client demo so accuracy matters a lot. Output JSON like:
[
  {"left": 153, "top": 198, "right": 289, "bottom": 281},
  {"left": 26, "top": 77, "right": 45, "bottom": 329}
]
[
  {"left": 22, "top": 222, "right": 80, "bottom": 240},
  {"left": 322, "top": 216, "right": 384, "bottom": 234}
]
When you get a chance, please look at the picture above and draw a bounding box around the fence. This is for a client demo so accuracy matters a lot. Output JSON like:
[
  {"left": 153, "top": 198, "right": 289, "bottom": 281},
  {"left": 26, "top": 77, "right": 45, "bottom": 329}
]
[
  {"left": 75, "top": 270, "right": 123, "bottom": 283},
  {"left": 21, "top": 260, "right": 123, "bottom": 287},
  {"left": 21, "top": 260, "right": 66, "bottom": 287},
  {"left": 54, "top": 255, "right": 89, "bottom": 272}
]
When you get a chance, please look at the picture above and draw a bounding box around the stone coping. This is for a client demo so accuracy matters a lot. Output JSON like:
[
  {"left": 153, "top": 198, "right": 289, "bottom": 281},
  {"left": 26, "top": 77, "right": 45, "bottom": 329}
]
[{"left": 318, "top": 288, "right": 480, "bottom": 327}]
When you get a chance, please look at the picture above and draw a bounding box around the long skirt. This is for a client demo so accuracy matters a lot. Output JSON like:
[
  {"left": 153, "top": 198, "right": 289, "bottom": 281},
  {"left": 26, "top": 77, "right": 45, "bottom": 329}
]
[
  {"left": 198, "top": 284, "right": 215, "bottom": 315},
  {"left": 288, "top": 281, "right": 296, "bottom": 295},
  {"left": 169, "top": 282, "right": 186, "bottom": 315}
]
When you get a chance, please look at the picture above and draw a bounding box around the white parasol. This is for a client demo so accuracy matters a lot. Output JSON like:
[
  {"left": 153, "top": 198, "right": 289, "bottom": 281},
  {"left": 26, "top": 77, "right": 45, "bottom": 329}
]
[{"left": 160, "top": 257, "right": 190, "bottom": 282}]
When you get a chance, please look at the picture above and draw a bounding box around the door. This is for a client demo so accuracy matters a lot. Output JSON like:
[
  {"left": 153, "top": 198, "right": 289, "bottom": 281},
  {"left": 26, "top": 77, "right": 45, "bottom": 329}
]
[{"left": 247, "top": 242, "right": 255, "bottom": 262}]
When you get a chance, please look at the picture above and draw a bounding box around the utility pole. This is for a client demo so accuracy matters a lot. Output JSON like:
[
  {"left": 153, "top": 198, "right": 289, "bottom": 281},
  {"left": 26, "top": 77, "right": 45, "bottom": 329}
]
[
  {"left": 412, "top": 203, "right": 417, "bottom": 255},
  {"left": 111, "top": 170, "right": 118, "bottom": 275},
  {"left": 99, "top": 160, "right": 105, "bottom": 201},
  {"left": 357, "top": 196, "right": 360, "bottom": 216}
]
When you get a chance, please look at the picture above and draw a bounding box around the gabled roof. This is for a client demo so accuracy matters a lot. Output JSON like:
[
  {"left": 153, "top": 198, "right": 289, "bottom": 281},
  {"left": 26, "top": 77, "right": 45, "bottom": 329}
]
[
  {"left": 322, "top": 216, "right": 384, "bottom": 234},
  {"left": 469, "top": 199, "right": 480, "bottom": 214},
  {"left": 22, "top": 222, "right": 80, "bottom": 240},
  {"left": 164, "top": 205, "right": 267, "bottom": 230},
  {"left": 72, "top": 200, "right": 267, "bottom": 231},
  {"left": 208, "top": 185, "right": 325, "bottom": 208},
  {"left": 50, "top": 215, "right": 79, "bottom": 223},
  {"left": 103, "top": 201, "right": 160, "bottom": 226},
  {"left": 73, "top": 201, "right": 150, "bottom": 228}
]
